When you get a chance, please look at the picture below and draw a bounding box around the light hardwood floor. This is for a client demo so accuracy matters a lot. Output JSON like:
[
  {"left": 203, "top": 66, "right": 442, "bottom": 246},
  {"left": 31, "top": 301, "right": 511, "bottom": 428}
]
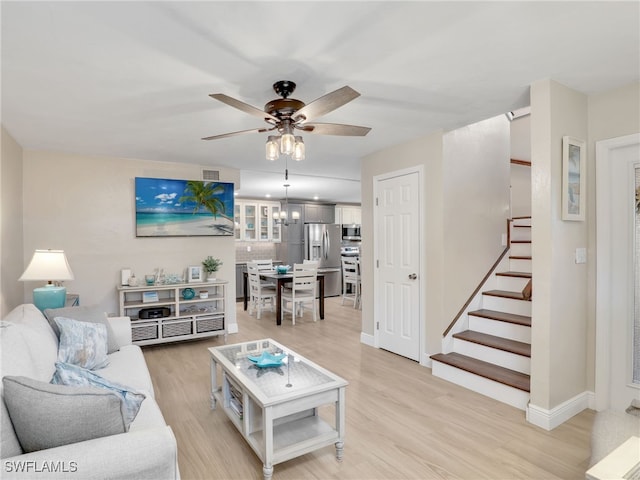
[{"left": 143, "top": 297, "right": 595, "bottom": 480}]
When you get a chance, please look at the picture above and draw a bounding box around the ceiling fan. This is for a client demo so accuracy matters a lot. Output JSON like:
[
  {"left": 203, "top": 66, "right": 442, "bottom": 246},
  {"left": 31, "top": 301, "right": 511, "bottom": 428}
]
[{"left": 202, "top": 80, "right": 371, "bottom": 142}]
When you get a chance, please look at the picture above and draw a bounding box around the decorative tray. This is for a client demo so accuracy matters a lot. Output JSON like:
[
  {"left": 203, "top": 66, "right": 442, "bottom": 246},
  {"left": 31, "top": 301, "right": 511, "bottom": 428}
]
[{"left": 247, "top": 351, "right": 286, "bottom": 368}]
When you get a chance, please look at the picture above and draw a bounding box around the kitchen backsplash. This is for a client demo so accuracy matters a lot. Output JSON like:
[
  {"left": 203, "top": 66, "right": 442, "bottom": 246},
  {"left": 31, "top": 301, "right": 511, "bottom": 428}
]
[{"left": 235, "top": 242, "right": 278, "bottom": 263}]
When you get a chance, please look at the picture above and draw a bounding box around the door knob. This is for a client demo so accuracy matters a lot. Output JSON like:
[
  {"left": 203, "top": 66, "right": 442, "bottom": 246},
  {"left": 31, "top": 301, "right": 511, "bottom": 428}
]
[{"left": 408, "top": 273, "right": 417, "bottom": 280}]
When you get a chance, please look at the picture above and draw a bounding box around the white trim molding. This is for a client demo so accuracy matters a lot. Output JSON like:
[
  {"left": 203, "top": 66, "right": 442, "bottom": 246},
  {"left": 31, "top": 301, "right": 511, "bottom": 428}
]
[
  {"left": 527, "top": 391, "right": 591, "bottom": 430},
  {"left": 360, "top": 332, "right": 375, "bottom": 347}
]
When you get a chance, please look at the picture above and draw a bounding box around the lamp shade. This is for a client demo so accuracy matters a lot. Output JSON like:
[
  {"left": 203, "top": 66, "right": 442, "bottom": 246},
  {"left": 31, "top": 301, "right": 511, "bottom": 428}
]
[{"left": 19, "top": 250, "right": 74, "bottom": 282}]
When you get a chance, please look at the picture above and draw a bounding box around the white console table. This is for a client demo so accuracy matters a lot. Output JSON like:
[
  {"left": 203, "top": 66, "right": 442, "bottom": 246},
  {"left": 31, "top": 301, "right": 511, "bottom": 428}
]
[{"left": 117, "top": 280, "right": 227, "bottom": 346}]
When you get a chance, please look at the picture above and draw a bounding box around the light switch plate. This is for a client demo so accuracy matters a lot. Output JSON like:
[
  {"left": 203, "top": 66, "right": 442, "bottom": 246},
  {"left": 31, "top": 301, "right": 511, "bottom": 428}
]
[{"left": 575, "top": 247, "right": 587, "bottom": 264}]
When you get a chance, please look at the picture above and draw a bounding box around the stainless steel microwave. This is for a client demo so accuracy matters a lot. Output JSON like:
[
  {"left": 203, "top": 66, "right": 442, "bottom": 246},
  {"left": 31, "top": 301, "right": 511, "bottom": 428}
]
[{"left": 342, "top": 224, "right": 361, "bottom": 240}]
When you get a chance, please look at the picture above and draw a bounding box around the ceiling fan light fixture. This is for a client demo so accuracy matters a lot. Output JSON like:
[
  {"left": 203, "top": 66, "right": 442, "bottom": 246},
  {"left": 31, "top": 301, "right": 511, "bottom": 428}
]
[
  {"left": 266, "top": 136, "right": 279, "bottom": 161},
  {"left": 280, "top": 132, "right": 295, "bottom": 155},
  {"left": 293, "top": 136, "right": 305, "bottom": 161}
]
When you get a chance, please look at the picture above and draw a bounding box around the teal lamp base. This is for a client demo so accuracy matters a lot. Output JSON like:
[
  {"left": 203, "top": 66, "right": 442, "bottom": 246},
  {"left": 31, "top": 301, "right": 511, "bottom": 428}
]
[{"left": 33, "top": 285, "right": 67, "bottom": 312}]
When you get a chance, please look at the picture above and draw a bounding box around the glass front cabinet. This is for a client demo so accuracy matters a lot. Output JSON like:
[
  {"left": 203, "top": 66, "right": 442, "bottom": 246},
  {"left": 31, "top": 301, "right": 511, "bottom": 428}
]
[{"left": 235, "top": 200, "right": 281, "bottom": 242}]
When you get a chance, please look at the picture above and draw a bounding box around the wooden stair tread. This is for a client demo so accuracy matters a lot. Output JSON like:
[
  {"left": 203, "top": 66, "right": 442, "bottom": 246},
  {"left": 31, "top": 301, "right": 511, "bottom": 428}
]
[
  {"left": 483, "top": 289, "right": 530, "bottom": 301},
  {"left": 468, "top": 309, "right": 531, "bottom": 327},
  {"left": 513, "top": 225, "right": 531, "bottom": 228},
  {"left": 496, "top": 271, "right": 532, "bottom": 278},
  {"left": 453, "top": 330, "right": 531, "bottom": 357},
  {"left": 431, "top": 352, "right": 530, "bottom": 392},
  {"left": 512, "top": 216, "right": 531, "bottom": 220},
  {"left": 509, "top": 255, "right": 531, "bottom": 260},
  {"left": 511, "top": 240, "right": 531, "bottom": 244}
]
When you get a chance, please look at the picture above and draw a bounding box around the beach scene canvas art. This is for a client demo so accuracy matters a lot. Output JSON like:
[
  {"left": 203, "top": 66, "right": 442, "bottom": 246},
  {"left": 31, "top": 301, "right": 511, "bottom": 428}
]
[{"left": 135, "top": 177, "right": 234, "bottom": 237}]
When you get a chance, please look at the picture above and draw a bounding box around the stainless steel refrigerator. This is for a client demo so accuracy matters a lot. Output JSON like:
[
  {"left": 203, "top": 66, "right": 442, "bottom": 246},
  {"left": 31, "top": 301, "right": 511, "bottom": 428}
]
[{"left": 304, "top": 223, "right": 342, "bottom": 297}]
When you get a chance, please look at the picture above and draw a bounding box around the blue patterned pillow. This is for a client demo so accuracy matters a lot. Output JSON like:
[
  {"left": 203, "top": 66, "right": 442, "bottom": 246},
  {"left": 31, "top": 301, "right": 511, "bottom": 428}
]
[
  {"left": 51, "top": 362, "right": 145, "bottom": 426},
  {"left": 54, "top": 316, "right": 109, "bottom": 370}
]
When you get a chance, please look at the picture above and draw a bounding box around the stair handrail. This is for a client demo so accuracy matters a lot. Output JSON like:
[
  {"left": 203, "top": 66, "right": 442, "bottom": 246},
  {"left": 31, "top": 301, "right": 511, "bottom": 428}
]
[{"left": 442, "top": 219, "right": 512, "bottom": 338}]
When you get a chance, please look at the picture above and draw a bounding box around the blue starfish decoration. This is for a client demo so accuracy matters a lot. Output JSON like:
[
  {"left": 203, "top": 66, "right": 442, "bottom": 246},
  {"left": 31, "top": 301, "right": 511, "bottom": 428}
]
[{"left": 247, "top": 351, "right": 286, "bottom": 368}]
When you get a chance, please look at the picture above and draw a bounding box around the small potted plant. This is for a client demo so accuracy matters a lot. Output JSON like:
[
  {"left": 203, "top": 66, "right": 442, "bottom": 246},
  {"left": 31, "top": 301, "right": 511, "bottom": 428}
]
[{"left": 202, "top": 256, "right": 223, "bottom": 281}]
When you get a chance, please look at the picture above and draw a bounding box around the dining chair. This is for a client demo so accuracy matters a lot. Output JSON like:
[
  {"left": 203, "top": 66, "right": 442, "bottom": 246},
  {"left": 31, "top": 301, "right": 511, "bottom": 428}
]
[
  {"left": 253, "top": 258, "right": 276, "bottom": 287},
  {"left": 247, "top": 261, "right": 277, "bottom": 319},
  {"left": 281, "top": 262, "right": 317, "bottom": 324},
  {"left": 341, "top": 256, "right": 361, "bottom": 309}
]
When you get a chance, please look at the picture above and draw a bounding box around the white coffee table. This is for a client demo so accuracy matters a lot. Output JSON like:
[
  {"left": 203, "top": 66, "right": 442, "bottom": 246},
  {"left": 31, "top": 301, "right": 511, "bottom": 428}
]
[{"left": 209, "top": 338, "right": 348, "bottom": 480}]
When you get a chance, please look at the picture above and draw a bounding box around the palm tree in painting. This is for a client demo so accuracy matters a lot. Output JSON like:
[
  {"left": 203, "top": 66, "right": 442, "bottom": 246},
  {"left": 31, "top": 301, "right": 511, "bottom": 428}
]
[{"left": 179, "top": 181, "right": 232, "bottom": 222}]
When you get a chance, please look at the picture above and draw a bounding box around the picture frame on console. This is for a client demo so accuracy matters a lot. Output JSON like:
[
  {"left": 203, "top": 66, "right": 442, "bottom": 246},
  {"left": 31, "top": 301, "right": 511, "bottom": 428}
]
[{"left": 188, "top": 266, "right": 202, "bottom": 283}]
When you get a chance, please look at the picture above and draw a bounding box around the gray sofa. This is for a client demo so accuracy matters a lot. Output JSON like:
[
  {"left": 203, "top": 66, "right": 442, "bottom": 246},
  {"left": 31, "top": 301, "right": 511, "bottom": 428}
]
[{"left": 0, "top": 304, "right": 180, "bottom": 479}]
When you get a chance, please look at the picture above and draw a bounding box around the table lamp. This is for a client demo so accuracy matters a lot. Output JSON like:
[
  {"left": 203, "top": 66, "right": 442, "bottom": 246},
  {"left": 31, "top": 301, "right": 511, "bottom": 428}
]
[{"left": 19, "top": 249, "right": 75, "bottom": 311}]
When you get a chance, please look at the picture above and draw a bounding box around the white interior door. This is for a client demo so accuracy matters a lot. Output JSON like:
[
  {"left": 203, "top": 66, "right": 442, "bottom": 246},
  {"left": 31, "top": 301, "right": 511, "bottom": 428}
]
[
  {"left": 596, "top": 134, "right": 640, "bottom": 412},
  {"left": 375, "top": 169, "right": 421, "bottom": 361}
]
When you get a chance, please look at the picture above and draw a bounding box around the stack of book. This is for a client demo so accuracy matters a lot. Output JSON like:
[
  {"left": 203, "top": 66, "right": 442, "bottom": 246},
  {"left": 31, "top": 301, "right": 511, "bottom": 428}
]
[{"left": 228, "top": 381, "right": 243, "bottom": 419}]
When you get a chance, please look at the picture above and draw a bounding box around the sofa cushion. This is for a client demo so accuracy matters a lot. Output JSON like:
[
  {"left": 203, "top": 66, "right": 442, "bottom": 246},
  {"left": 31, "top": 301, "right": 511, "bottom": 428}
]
[
  {"left": 55, "top": 316, "right": 109, "bottom": 370},
  {"left": 52, "top": 362, "right": 145, "bottom": 425},
  {"left": 2, "top": 376, "right": 127, "bottom": 453},
  {"left": 0, "top": 322, "right": 35, "bottom": 458},
  {"left": 2, "top": 305, "right": 58, "bottom": 380},
  {"left": 44, "top": 305, "right": 119, "bottom": 353},
  {"left": 98, "top": 345, "right": 156, "bottom": 398}
]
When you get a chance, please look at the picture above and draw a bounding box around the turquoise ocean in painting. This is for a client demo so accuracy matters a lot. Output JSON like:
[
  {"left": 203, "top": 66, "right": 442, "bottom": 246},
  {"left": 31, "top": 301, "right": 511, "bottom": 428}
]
[{"left": 136, "top": 212, "right": 216, "bottom": 225}]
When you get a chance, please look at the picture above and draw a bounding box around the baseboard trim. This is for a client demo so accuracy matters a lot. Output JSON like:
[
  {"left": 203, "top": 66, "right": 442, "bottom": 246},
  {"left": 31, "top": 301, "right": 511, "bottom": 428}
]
[
  {"left": 360, "top": 332, "right": 375, "bottom": 347},
  {"left": 527, "top": 391, "right": 590, "bottom": 430},
  {"left": 421, "top": 352, "right": 433, "bottom": 368}
]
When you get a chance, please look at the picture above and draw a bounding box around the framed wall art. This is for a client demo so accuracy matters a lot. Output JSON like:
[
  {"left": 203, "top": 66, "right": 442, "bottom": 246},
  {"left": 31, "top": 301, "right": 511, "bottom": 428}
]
[
  {"left": 135, "top": 177, "right": 235, "bottom": 237},
  {"left": 562, "top": 136, "right": 586, "bottom": 221}
]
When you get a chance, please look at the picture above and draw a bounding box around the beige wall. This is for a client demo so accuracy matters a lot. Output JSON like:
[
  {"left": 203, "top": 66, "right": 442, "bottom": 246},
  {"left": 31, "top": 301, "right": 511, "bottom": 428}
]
[
  {"left": 586, "top": 82, "right": 640, "bottom": 391},
  {"left": 1, "top": 127, "right": 24, "bottom": 316},
  {"left": 510, "top": 115, "right": 532, "bottom": 218},
  {"left": 442, "top": 116, "right": 511, "bottom": 324},
  {"left": 361, "top": 130, "right": 443, "bottom": 352},
  {"left": 361, "top": 116, "right": 510, "bottom": 357},
  {"left": 20, "top": 150, "right": 240, "bottom": 329},
  {"left": 530, "top": 79, "right": 589, "bottom": 409}
]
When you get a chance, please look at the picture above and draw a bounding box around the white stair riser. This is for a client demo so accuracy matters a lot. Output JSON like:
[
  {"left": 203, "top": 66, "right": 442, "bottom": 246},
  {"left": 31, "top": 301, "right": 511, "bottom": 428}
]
[
  {"left": 452, "top": 338, "right": 531, "bottom": 374},
  {"left": 496, "top": 275, "right": 530, "bottom": 292},
  {"left": 510, "top": 243, "right": 531, "bottom": 257},
  {"left": 511, "top": 229, "right": 531, "bottom": 241},
  {"left": 509, "top": 258, "right": 531, "bottom": 272},
  {"left": 482, "top": 295, "right": 531, "bottom": 316},
  {"left": 431, "top": 361, "right": 529, "bottom": 410},
  {"left": 468, "top": 315, "right": 531, "bottom": 343},
  {"left": 512, "top": 218, "right": 531, "bottom": 227}
]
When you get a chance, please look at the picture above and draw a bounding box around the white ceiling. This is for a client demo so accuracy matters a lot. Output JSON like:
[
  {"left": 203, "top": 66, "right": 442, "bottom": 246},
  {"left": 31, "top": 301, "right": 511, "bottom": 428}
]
[{"left": 2, "top": 1, "right": 638, "bottom": 204}]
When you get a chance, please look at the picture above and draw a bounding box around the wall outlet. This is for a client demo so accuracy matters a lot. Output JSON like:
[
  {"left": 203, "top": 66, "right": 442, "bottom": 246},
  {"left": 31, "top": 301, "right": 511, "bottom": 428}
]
[
  {"left": 247, "top": 245, "right": 251, "bottom": 252},
  {"left": 575, "top": 247, "right": 587, "bottom": 264}
]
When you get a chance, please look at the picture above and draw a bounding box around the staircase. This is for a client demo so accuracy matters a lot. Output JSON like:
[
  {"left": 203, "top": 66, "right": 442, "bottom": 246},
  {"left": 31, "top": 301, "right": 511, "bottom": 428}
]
[{"left": 431, "top": 217, "right": 532, "bottom": 410}]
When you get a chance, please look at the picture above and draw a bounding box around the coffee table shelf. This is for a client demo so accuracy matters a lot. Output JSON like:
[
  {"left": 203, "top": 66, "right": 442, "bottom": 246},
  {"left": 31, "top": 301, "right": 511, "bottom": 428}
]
[{"left": 209, "top": 339, "right": 347, "bottom": 480}]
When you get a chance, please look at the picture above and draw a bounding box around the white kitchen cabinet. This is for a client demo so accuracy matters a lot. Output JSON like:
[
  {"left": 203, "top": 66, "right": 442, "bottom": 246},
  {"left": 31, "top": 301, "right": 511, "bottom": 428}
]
[
  {"left": 336, "top": 205, "right": 361, "bottom": 225},
  {"left": 235, "top": 200, "right": 281, "bottom": 242}
]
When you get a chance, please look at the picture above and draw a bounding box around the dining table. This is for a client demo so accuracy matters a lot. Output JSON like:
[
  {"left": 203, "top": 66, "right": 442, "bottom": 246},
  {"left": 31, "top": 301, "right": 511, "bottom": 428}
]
[{"left": 243, "top": 271, "right": 325, "bottom": 326}]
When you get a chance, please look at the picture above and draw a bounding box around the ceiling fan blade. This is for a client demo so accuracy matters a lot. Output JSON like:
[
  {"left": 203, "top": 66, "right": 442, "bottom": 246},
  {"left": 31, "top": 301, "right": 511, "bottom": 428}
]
[
  {"left": 292, "top": 86, "right": 360, "bottom": 123},
  {"left": 209, "top": 94, "right": 279, "bottom": 123},
  {"left": 202, "top": 127, "right": 274, "bottom": 141},
  {"left": 300, "top": 123, "right": 371, "bottom": 136}
]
